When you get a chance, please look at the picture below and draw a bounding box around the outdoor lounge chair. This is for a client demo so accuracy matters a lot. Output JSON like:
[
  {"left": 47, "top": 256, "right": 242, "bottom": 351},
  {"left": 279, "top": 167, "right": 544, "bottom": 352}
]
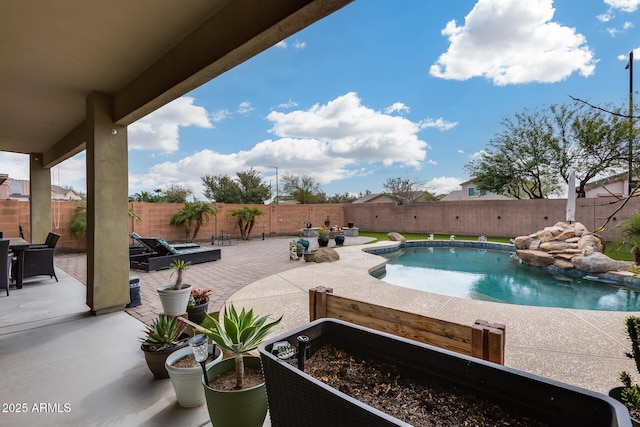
[{"left": 129, "top": 233, "right": 221, "bottom": 271}]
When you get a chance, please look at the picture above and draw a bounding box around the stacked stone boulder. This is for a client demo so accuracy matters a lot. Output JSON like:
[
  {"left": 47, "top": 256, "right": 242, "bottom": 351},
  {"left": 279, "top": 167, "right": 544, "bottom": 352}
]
[{"left": 514, "top": 222, "right": 631, "bottom": 274}]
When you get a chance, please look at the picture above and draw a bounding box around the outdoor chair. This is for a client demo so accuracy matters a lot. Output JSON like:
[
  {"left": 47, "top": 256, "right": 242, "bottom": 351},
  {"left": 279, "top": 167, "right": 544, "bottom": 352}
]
[
  {"left": 129, "top": 232, "right": 221, "bottom": 271},
  {"left": 0, "top": 239, "right": 11, "bottom": 296},
  {"left": 15, "top": 232, "right": 60, "bottom": 283}
]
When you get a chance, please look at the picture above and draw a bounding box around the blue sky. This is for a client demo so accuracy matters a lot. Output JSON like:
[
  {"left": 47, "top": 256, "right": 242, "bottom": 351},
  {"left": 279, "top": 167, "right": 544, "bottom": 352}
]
[{"left": 2, "top": 0, "right": 639, "bottom": 200}]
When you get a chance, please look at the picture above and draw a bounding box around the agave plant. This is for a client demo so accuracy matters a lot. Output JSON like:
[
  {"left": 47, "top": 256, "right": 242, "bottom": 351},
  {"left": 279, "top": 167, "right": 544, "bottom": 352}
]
[
  {"left": 139, "top": 315, "right": 186, "bottom": 351},
  {"left": 197, "top": 304, "right": 282, "bottom": 389}
]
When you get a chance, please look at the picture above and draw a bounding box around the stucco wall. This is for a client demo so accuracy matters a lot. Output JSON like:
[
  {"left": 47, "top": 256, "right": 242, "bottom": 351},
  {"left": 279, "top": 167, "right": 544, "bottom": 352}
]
[{"left": 0, "top": 197, "right": 637, "bottom": 251}]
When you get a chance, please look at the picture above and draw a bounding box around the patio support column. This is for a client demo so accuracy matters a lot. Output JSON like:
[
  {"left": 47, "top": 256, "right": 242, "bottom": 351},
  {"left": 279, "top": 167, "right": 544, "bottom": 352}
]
[
  {"left": 86, "top": 92, "right": 129, "bottom": 314},
  {"left": 29, "top": 153, "right": 51, "bottom": 243}
]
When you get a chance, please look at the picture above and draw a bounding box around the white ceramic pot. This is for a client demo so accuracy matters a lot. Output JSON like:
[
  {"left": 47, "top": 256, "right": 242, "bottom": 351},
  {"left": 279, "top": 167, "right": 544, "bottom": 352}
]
[
  {"left": 157, "top": 284, "right": 192, "bottom": 316},
  {"left": 166, "top": 344, "right": 223, "bottom": 408}
]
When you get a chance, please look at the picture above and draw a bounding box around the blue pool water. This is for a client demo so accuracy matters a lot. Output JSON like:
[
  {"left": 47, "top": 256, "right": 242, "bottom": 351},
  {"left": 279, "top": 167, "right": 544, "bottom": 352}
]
[{"left": 378, "top": 246, "right": 640, "bottom": 311}]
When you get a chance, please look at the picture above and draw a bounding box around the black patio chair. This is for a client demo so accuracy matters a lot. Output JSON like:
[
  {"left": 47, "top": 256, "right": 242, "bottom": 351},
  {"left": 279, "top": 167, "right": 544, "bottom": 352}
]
[
  {"left": 17, "top": 232, "right": 60, "bottom": 283},
  {"left": 0, "top": 239, "right": 12, "bottom": 295}
]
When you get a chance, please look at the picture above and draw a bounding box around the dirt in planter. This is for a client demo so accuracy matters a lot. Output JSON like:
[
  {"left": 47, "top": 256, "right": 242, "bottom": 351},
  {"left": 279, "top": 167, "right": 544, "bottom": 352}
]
[
  {"left": 208, "top": 366, "right": 264, "bottom": 391},
  {"left": 304, "top": 345, "right": 549, "bottom": 427},
  {"left": 170, "top": 353, "right": 216, "bottom": 368}
]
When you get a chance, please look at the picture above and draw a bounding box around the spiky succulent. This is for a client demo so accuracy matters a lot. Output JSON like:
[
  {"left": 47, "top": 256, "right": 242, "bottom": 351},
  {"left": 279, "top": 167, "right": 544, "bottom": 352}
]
[{"left": 140, "top": 315, "right": 186, "bottom": 351}]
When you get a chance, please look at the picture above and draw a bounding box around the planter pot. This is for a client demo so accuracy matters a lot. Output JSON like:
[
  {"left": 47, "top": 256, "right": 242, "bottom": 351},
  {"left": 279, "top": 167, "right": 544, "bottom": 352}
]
[
  {"left": 305, "top": 222, "right": 312, "bottom": 229},
  {"left": 324, "top": 220, "right": 330, "bottom": 227},
  {"left": 186, "top": 301, "right": 209, "bottom": 325},
  {"left": 203, "top": 356, "right": 268, "bottom": 427},
  {"left": 259, "top": 318, "right": 631, "bottom": 427},
  {"left": 317, "top": 236, "right": 329, "bottom": 247},
  {"left": 141, "top": 339, "right": 189, "bottom": 379},
  {"left": 157, "top": 284, "right": 192, "bottom": 316},
  {"left": 334, "top": 235, "right": 345, "bottom": 246},
  {"left": 303, "top": 252, "right": 314, "bottom": 262},
  {"left": 609, "top": 387, "right": 640, "bottom": 426},
  {"left": 347, "top": 222, "right": 354, "bottom": 228},
  {"left": 297, "top": 239, "right": 310, "bottom": 251},
  {"left": 166, "top": 345, "right": 223, "bottom": 408}
]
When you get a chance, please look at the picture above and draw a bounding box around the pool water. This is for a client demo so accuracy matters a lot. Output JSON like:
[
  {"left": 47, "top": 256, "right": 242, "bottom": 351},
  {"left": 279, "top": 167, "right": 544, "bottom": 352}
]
[{"left": 379, "top": 246, "right": 640, "bottom": 311}]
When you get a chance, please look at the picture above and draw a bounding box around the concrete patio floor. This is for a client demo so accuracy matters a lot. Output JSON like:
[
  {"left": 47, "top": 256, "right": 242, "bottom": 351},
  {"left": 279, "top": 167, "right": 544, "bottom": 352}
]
[{"left": 1, "top": 236, "right": 639, "bottom": 426}]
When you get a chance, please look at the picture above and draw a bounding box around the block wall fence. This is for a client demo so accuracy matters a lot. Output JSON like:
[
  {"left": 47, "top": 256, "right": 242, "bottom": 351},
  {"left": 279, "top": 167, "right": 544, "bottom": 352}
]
[{"left": 0, "top": 197, "right": 637, "bottom": 251}]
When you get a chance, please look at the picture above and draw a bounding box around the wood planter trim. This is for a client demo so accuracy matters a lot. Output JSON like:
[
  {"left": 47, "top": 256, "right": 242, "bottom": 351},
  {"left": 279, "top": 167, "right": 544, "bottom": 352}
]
[
  {"left": 308, "top": 287, "right": 505, "bottom": 364},
  {"left": 259, "top": 318, "right": 631, "bottom": 427}
]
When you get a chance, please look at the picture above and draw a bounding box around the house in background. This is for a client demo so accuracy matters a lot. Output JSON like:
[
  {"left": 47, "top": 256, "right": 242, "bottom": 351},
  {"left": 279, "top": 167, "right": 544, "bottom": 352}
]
[
  {"left": 352, "top": 193, "right": 396, "bottom": 204},
  {"left": 441, "top": 180, "right": 511, "bottom": 201},
  {"left": 0, "top": 177, "right": 82, "bottom": 201},
  {"left": 584, "top": 173, "right": 639, "bottom": 198}
]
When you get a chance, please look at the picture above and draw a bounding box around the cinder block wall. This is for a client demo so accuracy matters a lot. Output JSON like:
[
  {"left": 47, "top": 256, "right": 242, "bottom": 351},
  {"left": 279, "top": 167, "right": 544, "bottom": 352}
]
[{"left": 0, "top": 197, "right": 637, "bottom": 251}]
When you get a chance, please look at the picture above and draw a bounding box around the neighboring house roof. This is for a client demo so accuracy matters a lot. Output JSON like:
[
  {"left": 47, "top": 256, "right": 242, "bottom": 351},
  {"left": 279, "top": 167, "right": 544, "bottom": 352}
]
[{"left": 0, "top": 178, "right": 82, "bottom": 200}]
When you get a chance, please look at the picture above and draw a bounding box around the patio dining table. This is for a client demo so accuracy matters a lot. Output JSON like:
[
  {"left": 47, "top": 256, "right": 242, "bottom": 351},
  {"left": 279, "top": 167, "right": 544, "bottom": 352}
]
[{"left": 5, "top": 237, "right": 29, "bottom": 289}]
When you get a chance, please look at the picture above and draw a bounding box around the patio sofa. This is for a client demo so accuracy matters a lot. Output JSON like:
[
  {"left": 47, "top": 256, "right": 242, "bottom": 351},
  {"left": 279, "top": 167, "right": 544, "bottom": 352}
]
[{"left": 129, "top": 233, "right": 221, "bottom": 271}]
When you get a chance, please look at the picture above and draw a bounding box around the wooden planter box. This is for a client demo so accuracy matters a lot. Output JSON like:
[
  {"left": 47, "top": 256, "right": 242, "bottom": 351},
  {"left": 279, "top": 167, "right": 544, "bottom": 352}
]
[{"left": 259, "top": 318, "right": 631, "bottom": 427}]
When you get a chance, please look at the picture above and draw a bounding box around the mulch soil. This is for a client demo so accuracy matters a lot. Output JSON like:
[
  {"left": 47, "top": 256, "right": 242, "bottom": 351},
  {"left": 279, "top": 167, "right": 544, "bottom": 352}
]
[{"left": 304, "top": 344, "right": 549, "bottom": 427}]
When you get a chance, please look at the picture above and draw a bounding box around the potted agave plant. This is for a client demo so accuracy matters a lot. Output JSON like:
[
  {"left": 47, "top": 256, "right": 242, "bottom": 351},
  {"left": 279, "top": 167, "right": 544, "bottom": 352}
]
[
  {"left": 186, "top": 288, "right": 210, "bottom": 324},
  {"left": 139, "top": 315, "right": 188, "bottom": 379},
  {"left": 195, "top": 304, "right": 282, "bottom": 427},
  {"left": 157, "top": 259, "right": 192, "bottom": 316}
]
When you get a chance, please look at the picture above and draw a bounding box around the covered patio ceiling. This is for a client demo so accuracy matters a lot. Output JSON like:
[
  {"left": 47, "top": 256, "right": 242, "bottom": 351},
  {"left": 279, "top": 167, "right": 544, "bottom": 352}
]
[{"left": 0, "top": 0, "right": 353, "bottom": 167}]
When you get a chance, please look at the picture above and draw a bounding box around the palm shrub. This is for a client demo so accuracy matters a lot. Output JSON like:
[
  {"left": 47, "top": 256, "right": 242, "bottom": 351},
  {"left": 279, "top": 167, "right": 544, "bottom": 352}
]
[
  {"left": 227, "top": 206, "right": 264, "bottom": 240},
  {"left": 196, "top": 304, "right": 282, "bottom": 389},
  {"left": 618, "top": 209, "right": 640, "bottom": 265},
  {"left": 618, "top": 316, "right": 640, "bottom": 416},
  {"left": 170, "top": 202, "right": 218, "bottom": 242},
  {"left": 70, "top": 204, "right": 140, "bottom": 237}
]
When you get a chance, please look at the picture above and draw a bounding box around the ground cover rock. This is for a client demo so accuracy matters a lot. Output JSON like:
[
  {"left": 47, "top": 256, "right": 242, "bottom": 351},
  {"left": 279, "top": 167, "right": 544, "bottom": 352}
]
[
  {"left": 313, "top": 248, "right": 340, "bottom": 263},
  {"left": 516, "top": 250, "right": 554, "bottom": 267},
  {"left": 571, "top": 253, "right": 629, "bottom": 273},
  {"left": 387, "top": 232, "right": 406, "bottom": 242}
]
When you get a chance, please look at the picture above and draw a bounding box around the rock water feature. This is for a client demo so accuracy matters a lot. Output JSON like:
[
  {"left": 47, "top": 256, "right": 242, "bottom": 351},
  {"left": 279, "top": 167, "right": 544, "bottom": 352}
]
[{"left": 514, "top": 222, "right": 632, "bottom": 274}]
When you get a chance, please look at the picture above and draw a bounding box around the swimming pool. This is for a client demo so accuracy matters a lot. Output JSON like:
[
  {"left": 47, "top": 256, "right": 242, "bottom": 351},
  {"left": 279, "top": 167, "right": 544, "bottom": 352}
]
[{"left": 374, "top": 244, "right": 640, "bottom": 311}]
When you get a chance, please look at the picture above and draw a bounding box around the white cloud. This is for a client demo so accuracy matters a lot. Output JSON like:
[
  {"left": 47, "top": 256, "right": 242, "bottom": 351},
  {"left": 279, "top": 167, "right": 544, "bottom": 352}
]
[
  {"left": 277, "top": 99, "right": 298, "bottom": 109},
  {"left": 419, "top": 117, "right": 458, "bottom": 131},
  {"left": 605, "top": 0, "right": 640, "bottom": 12},
  {"left": 384, "top": 102, "right": 410, "bottom": 114},
  {"left": 128, "top": 97, "right": 213, "bottom": 153},
  {"left": 424, "top": 177, "right": 463, "bottom": 195},
  {"left": 471, "top": 150, "right": 488, "bottom": 159},
  {"left": 54, "top": 153, "right": 86, "bottom": 192},
  {"left": 457, "top": 149, "right": 465, "bottom": 154},
  {"left": 624, "top": 21, "right": 635, "bottom": 29},
  {"left": 237, "top": 101, "right": 254, "bottom": 115},
  {"left": 275, "top": 41, "right": 287, "bottom": 49},
  {"left": 210, "top": 109, "right": 231, "bottom": 122},
  {"left": 129, "top": 93, "right": 432, "bottom": 198},
  {"left": 293, "top": 40, "right": 307, "bottom": 49},
  {"left": 267, "top": 92, "right": 428, "bottom": 167},
  {"left": 0, "top": 152, "right": 29, "bottom": 179},
  {"left": 597, "top": 10, "right": 614, "bottom": 22},
  {"left": 430, "top": 0, "right": 596, "bottom": 85}
]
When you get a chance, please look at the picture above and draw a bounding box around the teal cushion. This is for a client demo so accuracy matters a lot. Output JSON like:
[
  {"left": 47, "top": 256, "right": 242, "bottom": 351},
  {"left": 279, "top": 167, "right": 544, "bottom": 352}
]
[{"left": 156, "top": 237, "right": 179, "bottom": 255}]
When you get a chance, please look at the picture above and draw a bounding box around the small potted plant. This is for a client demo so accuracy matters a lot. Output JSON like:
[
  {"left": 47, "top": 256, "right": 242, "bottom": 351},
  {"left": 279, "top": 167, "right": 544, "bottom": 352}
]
[
  {"left": 195, "top": 304, "right": 282, "bottom": 427},
  {"left": 609, "top": 316, "right": 640, "bottom": 425},
  {"left": 157, "top": 259, "right": 192, "bottom": 316},
  {"left": 187, "top": 288, "right": 210, "bottom": 324},
  {"left": 139, "top": 315, "right": 188, "bottom": 379},
  {"left": 324, "top": 215, "right": 331, "bottom": 227},
  {"left": 317, "top": 227, "right": 330, "bottom": 247}
]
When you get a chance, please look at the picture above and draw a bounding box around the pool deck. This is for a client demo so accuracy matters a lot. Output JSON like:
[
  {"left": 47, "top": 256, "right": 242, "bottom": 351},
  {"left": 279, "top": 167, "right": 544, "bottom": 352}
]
[{"left": 1, "top": 237, "right": 638, "bottom": 426}]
